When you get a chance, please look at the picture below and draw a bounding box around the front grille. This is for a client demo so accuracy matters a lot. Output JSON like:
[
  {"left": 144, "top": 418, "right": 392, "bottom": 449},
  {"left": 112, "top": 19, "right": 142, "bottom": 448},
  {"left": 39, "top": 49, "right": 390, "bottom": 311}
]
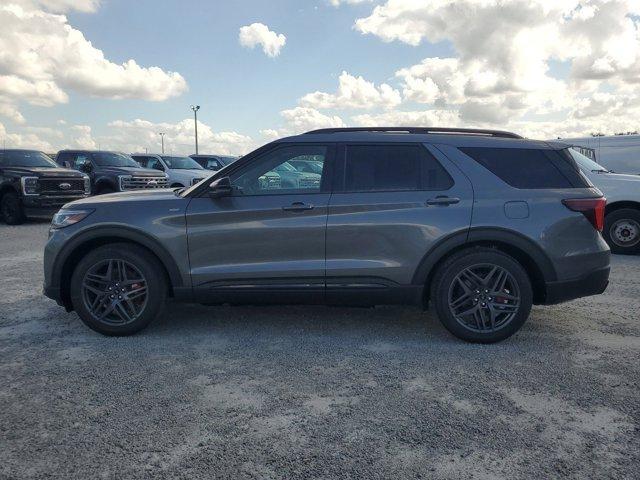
[
  {"left": 299, "top": 177, "right": 320, "bottom": 189},
  {"left": 120, "top": 176, "right": 168, "bottom": 191},
  {"left": 38, "top": 178, "right": 86, "bottom": 195}
]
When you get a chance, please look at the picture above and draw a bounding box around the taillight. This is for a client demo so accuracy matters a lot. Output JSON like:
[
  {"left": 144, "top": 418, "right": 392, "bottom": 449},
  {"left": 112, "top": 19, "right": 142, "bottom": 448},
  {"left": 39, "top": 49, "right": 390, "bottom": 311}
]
[{"left": 562, "top": 197, "right": 606, "bottom": 232}]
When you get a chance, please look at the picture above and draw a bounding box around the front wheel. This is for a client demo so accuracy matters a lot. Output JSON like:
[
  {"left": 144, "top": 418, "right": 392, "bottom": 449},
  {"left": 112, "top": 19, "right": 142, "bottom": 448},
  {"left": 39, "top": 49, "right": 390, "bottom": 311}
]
[
  {"left": 70, "top": 243, "right": 167, "bottom": 336},
  {"left": 1, "top": 191, "right": 26, "bottom": 225},
  {"left": 603, "top": 208, "right": 640, "bottom": 255},
  {"left": 431, "top": 248, "right": 533, "bottom": 343}
]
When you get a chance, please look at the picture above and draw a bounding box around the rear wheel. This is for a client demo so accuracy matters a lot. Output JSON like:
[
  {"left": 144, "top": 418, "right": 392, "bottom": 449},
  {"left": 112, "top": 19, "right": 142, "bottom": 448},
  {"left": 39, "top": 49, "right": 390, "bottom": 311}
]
[
  {"left": 603, "top": 208, "right": 640, "bottom": 255},
  {"left": 1, "top": 191, "right": 26, "bottom": 225},
  {"left": 431, "top": 248, "right": 533, "bottom": 343},
  {"left": 70, "top": 243, "right": 167, "bottom": 336}
]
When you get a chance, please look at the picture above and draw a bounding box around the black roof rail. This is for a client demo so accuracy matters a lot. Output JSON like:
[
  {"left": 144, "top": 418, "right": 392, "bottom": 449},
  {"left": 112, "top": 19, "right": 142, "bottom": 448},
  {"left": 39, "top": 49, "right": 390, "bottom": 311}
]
[{"left": 304, "top": 127, "right": 523, "bottom": 139}]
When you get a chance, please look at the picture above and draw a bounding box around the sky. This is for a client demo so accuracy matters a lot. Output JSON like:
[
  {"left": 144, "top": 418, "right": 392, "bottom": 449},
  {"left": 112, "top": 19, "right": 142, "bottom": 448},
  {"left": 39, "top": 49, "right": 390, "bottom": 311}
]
[{"left": 1, "top": 0, "right": 640, "bottom": 155}]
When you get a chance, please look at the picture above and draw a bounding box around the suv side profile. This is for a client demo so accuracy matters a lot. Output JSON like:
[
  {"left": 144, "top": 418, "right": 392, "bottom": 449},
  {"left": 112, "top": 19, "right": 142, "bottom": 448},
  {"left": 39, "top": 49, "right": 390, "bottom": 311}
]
[
  {"left": 56, "top": 150, "right": 168, "bottom": 194},
  {"left": 131, "top": 154, "right": 208, "bottom": 188},
  {"left": 43, "top": 128, "right": 610, "bottom": 343}
]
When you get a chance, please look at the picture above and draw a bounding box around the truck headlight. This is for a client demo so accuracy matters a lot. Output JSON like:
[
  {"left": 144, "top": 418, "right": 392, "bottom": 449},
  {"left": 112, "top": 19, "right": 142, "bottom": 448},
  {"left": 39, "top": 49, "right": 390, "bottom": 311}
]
[
  {"left": 51, "top": 209, "right": 94, "bottom": 229},
  {"left": 83, "top": 175, "right": 91, "bottom": 194},
  {"left": 21, "top": 176, "right": 39, "bottom": 195},
  {"left": 118, "top": 175, "right": 132, "bottom": 191}
]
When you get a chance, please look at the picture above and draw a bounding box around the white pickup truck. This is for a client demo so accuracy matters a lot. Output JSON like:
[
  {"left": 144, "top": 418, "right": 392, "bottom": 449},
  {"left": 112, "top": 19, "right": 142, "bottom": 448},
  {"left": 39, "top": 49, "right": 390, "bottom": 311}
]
[{"left": 568, "top": 148, "right": 640, "bottom": 254}]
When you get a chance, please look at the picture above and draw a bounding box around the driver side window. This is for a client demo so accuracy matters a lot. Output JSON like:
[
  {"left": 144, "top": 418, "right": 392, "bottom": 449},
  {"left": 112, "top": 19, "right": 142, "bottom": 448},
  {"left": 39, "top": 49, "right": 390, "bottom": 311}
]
[{"left": 231, "top": 145, "right": 327, "bottom": 195}]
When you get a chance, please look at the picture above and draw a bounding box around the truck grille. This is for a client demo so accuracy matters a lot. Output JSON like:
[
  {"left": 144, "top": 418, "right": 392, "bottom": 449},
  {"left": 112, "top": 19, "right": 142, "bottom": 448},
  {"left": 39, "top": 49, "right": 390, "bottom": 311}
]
[
  {"left": 299, "top": 177, "right": 320, "bottom": 189},
  {"left": 38, "top": 178, "right": 86, "bottom": 195},
  {"left": 120, "top": 176, "right": 168, "bottom": 191}
]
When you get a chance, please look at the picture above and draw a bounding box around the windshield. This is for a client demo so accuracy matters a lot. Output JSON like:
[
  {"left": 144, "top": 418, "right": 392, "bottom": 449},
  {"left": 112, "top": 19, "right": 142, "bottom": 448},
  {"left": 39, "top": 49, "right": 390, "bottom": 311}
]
[
  {"left": 93, "top": 152, "right": 140, "bottom": 168},
  {"left": 569, "top": 147, "right": 610, "bottom": 172},
  {"left": 274, "top": 162, "right": 297, "bottom": 172},
  {"left": 161, "top": 156, "right": 203, "bottom": 169},
  {"left": 0, "top": 150, "right": 58, "bottom": 168}
]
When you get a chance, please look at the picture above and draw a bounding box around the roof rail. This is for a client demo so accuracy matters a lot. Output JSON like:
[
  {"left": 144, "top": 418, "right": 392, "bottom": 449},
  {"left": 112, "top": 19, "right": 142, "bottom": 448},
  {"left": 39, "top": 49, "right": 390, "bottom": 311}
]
[{"left": 304, "top": 127, "right": 523, "bottom": 139}]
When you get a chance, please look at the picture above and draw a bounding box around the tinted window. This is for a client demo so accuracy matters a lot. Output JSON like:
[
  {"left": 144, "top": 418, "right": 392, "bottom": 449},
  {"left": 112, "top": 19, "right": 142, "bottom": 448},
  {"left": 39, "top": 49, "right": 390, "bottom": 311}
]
[
  {"left": 343, "top": 145, "right": 453, "bottom": 192},
  {"left": 232, "top": 145, "right": 327, "bottom": 195},
  {"left": 93, "top": 152, "right": 139, "bottom": 168},
  {"left": 161, "top": 156, "right": 202, "bottom": 169},
  {"left": 460, "top": 147, "right": 590, "bottom": 189}
]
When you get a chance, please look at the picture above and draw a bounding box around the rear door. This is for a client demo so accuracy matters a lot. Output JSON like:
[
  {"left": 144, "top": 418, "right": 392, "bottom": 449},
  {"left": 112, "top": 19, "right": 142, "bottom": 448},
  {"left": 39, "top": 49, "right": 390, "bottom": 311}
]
[
  {"left": 326, "top": 143, "right": 473, "bottom": 302},
  {"left": 186, "top": 143, "right": 335, "bottom": 304}
]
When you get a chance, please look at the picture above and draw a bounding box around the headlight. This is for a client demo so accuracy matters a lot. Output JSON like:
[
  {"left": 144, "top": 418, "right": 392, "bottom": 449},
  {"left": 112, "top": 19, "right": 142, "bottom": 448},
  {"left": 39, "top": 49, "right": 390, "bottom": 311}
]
[
  {"left": 118, "top": 175, "right": 132, "bottom": 191},
  {"left": 83, "top": 175, "right": 91, "bottom": 194},
  {"left": 51, "top": 209, "right": 94, "bottom": 229},
  {"left": 21, "top": 176, "right": 39, "bottom": 195}
]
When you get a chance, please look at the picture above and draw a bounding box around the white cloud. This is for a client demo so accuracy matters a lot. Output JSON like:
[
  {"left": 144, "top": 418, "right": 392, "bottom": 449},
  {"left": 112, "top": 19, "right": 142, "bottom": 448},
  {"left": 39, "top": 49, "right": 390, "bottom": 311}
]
[
  {"left": 329, "top": 0, "right": 372, "bottom": 6},
  {"left": 279, "top": 107, "right": 345, "bottom": 134},
  {"left": 0, "top": 101, "right": 26, "bottom": 124},
  {"left": 239, "top": 23, "right": 286, "bottom": 58},
  {"left": 300, "top": 71, "right": 401, "bottom": 110},
  {"left": 70, "top": 124, "right": 97, "bottom": 149},
  {"left": 352, "top": 109, "right": 461, "bottom": 128},
  {"left": 0, "top": 2, "right": 187, "bottom": 123},
  {"left": 346, "top": 0, "right": 640, "bottom": 134},
  {"left": 0, "top": 121, "right": 54, "bottom": 151},
  {"left": 105, "top": 119, "right": 254, "bottom": 156}
]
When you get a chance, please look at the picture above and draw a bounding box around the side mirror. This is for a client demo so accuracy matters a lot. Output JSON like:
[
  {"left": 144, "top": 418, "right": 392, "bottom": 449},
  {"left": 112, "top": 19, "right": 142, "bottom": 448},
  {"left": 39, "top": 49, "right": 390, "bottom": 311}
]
[
  {"left": 208, "top": 176, "right": 233, "bottom": 199},
  {"left": 79, "top": 161, "right": 93, "bottom": 173}
]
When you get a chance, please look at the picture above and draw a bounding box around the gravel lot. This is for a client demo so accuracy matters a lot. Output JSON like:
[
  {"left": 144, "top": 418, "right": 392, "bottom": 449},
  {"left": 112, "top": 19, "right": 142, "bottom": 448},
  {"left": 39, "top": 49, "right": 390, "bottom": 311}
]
[{"left": 1, "top": 221, "right": 639, "bottom": 479}]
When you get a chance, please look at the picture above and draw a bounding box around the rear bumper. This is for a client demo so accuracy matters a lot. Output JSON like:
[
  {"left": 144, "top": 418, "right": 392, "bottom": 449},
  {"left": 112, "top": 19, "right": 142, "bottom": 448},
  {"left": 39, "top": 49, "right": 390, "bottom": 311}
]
[{"left": 544, "top": 266, "right": 610, "bottom": 305}]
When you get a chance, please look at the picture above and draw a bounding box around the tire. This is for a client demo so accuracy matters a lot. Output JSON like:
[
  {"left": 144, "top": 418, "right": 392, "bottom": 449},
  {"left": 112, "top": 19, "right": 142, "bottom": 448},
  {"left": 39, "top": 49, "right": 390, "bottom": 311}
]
[
  {"left": 70, "top": 243, "right": 167, "bottom": 336},
  {"left": 603, "top": 208, "right": 640, "bottom": 255},
  {"left": 1, "top": 191, "right": 26, "bottom": 225},
  {"left": 431, "top": 248, "right": 533, "bottom": 343}
]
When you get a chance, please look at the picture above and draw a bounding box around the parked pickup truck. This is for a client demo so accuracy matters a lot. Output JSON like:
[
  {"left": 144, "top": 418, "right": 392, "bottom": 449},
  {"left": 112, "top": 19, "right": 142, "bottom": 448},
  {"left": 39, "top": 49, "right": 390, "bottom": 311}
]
[
  {"left": 56, "top": 150, "right": 168, "bottom": 194},
  {"left": 569, "top": 147, "right": 640, "bottom": 254},
  {"left": 131, "top": 154, "right": 208, "bottom": 187},
  {"left": 190, "top": 154, "right": 238, "bottom": 172},
  {"left": 1, "top": 149, "right": 90, "bottom": 224}
]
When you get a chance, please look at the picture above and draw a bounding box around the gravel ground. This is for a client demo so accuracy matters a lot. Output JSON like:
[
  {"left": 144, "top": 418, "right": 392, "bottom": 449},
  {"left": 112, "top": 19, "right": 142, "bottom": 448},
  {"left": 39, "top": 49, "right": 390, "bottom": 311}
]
[{"left": 1, "top": 221, "right": 639, "bottom": 479}]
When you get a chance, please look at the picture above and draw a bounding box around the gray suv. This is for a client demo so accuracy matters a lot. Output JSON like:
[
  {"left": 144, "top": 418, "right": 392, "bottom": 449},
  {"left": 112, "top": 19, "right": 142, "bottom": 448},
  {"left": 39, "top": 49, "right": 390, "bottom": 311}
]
[{"left": 43, "top": 128, "right": 611, "bottom": 343}]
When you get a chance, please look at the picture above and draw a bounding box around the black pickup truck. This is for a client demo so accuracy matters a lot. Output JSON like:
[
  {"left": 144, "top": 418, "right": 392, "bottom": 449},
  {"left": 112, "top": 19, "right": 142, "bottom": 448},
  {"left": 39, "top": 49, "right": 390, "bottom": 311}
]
[
  {"left": 0, "top": 149, "right": 90, "bottom": 224},
  {"left": 56, "top": 150, "right": 168, "bottom": 194}
]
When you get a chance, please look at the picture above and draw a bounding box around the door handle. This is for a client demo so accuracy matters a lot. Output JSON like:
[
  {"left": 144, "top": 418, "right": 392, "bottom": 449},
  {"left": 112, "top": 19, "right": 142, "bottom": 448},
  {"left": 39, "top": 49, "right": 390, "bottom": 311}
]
[
  {"left": 282, "top": 202, "right": 314, "bottom": 212},
  {"left": 426, "top": 196, "right": 460, "bottom": 206}
]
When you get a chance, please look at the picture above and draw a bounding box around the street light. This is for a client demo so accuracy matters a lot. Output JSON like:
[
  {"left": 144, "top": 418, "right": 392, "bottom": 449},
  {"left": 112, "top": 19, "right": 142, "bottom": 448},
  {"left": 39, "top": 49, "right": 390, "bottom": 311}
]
[
  {"left": 158, "top": 132, "right": 165, "bottom": 154},
  {"left": 190, "top": 105, "right": 200, "bottom": 155}
]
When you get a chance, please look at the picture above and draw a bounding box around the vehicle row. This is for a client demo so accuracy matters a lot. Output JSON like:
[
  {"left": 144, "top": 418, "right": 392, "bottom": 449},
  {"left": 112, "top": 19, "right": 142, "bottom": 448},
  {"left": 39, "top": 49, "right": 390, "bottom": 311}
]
[{"left": 0, "top": 150, "right": 237, "bottom": 225}]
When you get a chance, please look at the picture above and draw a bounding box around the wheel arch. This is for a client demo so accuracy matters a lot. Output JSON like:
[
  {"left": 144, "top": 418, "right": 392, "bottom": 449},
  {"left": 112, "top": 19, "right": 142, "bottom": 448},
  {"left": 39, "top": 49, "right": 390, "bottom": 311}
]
[
  {"left": 54, "top": 227, "right": 185, "bottom": 309},
  {"left": 605, "top": 200, "right": 640, "bottom": 215},
  {"left": 413, "top": 228, "right": 556, "bottom": 305}
]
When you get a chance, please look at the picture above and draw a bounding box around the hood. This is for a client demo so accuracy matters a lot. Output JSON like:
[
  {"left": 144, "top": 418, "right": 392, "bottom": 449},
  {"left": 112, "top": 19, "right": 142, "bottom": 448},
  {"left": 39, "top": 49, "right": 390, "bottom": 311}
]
[
  {"left": 171, "top": 168, "right": 209, "bottom": 178},
  {"left": 4, "top": 166, "right": 85, "bottom": 178},
  {"left": 66, "top": 188, "right": 178, "bottom": 208},
  {"left": 96, "top": 166, "right": 166, "bottom": 176}
]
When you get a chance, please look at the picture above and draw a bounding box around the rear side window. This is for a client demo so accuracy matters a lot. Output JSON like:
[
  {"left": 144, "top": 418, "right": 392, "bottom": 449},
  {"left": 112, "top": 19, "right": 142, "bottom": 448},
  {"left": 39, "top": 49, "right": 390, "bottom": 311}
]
[
  {"left": 459, "top": 147, "right": 590, "bottom": 189},
  {"left": 344, "top": 145, "right": 453, "bottom": 192}
]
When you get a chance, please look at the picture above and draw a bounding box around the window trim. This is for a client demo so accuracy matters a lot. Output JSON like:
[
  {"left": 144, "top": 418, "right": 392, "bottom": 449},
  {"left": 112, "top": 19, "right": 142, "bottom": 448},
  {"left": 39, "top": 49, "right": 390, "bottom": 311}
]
[
  {"left": 205, "top": 143, "right": 336, "bottom": 198},
  {"left": 334, "top": 142, "right": 454, "bottom": 194}
]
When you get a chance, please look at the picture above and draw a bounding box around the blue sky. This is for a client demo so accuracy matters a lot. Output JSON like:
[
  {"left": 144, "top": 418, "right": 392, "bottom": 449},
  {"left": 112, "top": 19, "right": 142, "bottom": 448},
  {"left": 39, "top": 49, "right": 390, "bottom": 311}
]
[{"left": 1, "top": 1, "right": 640, "bottom": 154}]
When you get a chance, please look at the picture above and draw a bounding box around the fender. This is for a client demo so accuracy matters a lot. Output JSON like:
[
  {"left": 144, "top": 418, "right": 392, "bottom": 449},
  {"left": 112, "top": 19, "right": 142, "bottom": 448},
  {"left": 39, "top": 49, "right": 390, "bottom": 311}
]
[
  {"left": 411, "top": 227, "right": 557, "bottom": 285},
  {"left": 52, "top": 225, "right": 185, "bottom": 291}
]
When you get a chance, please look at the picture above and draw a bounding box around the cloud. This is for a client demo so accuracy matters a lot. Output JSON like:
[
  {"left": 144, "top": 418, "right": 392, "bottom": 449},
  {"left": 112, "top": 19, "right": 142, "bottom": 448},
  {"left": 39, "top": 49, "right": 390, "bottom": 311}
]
[
  {"left": 105, "top": 119, "right": 254, "bottom": 156},
  {"left": 239, "top": 23, "right": 287, "bottom": 58},
  {"left": 70, "top": 124, "right": 97, "bottom": 149},
  {"left": 0, "top": 2, "right": 187, "bottom": 123},
  {"left": 300, "top": 71, "right": 401, "bottom": 110},
  {"left": 345, "top": 0, "right": 640, "bottom": 134}
]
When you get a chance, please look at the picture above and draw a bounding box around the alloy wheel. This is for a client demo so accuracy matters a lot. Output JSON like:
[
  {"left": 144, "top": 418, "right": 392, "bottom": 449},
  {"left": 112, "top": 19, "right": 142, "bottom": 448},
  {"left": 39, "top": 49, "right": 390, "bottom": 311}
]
[
  {"left": 448, "top": 263, "right": 521, "bottom": 333},
  {"left": 81, "top": 259, "right": 148, "bottom": 325}
]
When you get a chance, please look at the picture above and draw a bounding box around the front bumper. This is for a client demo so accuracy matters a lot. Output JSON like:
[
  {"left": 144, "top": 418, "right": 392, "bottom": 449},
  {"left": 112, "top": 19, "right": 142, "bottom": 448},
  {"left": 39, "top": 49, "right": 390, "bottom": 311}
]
[
  {"left": 544, "top": 266, "right": 610, "bottom": 304},
  {"left": 23, "top": 195, "right": 89, "bottom": 217}
]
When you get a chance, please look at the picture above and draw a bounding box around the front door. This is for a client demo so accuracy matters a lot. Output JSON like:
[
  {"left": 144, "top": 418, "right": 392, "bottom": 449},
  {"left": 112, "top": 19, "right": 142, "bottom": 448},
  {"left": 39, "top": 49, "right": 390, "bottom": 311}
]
[{"left": 186, "top": 144, "right": 334, "bottom": 304}]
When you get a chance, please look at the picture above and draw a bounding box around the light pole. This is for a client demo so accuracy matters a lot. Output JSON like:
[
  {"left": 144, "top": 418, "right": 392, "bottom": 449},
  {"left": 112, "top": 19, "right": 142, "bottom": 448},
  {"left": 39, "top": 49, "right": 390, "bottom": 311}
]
[
  {"left": 158, "top": 132, "right": 165, "bottom": 154},
  {"left": 191, "top": 105, "right": 200, "bottom": 155}
]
